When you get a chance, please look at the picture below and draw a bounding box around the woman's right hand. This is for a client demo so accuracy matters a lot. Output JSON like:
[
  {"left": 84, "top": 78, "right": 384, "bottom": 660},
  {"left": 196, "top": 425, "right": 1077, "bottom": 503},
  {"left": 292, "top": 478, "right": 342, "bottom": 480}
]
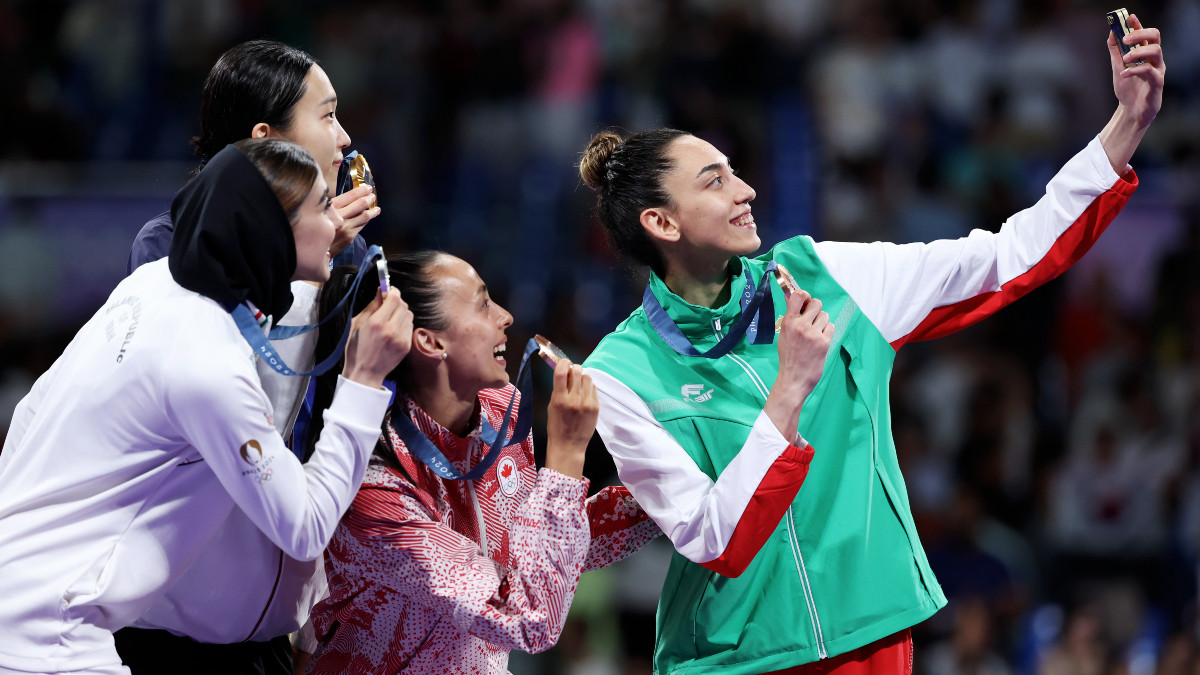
[
  {"left": 341, "top": 288, "right": 413, "bottom": 389},
  {"left": 330, "top": 185, "right": 380, "bottom": 256},
  {"left": 544, "top": 360, "right": 599, "bottom": 479},
  {"left": 764, "top": 288, "right": 834, "bottom": 442}
]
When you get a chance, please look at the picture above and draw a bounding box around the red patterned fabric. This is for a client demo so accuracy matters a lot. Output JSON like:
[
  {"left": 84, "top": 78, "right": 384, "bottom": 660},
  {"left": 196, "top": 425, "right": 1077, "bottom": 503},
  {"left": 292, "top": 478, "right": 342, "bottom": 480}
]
[{"left": 306, "top": 384, "right": 660, "bottom": 674}]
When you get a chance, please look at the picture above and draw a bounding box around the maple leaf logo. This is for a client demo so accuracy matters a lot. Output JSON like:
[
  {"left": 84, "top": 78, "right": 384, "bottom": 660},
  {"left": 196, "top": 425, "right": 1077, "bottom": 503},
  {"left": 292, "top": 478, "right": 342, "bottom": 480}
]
[{"left": 496, "top": 457, "right": 519, "bottom": 496}]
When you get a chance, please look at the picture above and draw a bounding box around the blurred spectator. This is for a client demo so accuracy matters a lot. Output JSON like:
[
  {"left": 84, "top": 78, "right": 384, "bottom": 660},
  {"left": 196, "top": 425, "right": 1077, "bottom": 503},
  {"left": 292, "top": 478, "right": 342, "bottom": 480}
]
[
  {"left": 925, "top": 597, "right": 1013, "bottom": 675},
  {"left": 1038, "top": 605, "right": 1111, "bottom": 675}
]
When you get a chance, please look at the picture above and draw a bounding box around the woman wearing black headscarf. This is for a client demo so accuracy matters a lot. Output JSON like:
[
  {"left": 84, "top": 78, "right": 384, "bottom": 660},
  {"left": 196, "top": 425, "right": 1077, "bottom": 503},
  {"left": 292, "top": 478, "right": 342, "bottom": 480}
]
[
  {"left": 119, "top": 41, "right": 380, "bottom": 670},
  {"left": 0, "top": 138, "right": 411, "bottom": 675}
]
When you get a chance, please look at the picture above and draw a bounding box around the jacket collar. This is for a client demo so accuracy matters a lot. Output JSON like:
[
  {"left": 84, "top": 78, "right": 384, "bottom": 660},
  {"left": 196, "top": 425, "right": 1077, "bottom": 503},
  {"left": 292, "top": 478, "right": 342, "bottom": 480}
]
[{"left": 646, "top": 257, "right": 755, "bottom": 342}]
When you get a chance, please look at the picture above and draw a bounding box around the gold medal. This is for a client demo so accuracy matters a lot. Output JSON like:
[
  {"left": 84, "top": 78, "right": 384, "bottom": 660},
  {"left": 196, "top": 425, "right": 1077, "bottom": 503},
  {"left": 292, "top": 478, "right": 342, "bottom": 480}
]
[{"left": 348, "top": 153, "right": 377, "bottom": 207}]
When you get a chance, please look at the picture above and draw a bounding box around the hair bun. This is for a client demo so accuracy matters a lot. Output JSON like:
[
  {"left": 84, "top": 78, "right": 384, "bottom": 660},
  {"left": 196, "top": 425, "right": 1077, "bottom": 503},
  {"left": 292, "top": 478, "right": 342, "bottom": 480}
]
[{"left": 579, "top": 130, "right": 623, "bottom": 190}]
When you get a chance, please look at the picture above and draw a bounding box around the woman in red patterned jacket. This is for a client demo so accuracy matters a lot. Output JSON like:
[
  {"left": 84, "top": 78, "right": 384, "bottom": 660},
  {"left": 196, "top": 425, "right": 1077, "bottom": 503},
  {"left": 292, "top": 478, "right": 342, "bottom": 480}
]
[{"left": 301, "top": 251, "right": 661, "bottom": 674}]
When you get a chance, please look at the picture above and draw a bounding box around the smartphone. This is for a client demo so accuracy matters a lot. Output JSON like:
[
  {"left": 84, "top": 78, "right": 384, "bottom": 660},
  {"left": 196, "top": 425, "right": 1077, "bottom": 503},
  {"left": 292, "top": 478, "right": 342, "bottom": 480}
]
[
  {"left": 1107, "top": 8, "right": 1145, "bottom": 66},
  {"left": 534, "top": 334, "right": 569, "bottom": 368}
]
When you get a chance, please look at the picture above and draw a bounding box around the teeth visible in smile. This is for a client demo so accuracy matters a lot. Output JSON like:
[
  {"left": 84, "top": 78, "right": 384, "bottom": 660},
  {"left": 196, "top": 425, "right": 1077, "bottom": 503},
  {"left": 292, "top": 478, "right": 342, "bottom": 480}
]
[
  {"left": 732, "top": 212, "right": 755, "bottom": 227},
  {"left": 493, "top": 343, "right": 506, "bottom": 359}
]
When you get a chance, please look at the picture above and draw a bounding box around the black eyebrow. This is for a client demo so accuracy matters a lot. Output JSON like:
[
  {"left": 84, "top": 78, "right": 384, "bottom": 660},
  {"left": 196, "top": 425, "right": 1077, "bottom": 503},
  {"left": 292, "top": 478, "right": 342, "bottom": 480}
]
[
  {"left": 695, "top": 162, "right": 724, "bottom": 179},
  {"left": 317, "top": 95, "right": 337, "bottom": 107},
  {"left": 476, "top": 283, "right": 487, "bottom": 298}
]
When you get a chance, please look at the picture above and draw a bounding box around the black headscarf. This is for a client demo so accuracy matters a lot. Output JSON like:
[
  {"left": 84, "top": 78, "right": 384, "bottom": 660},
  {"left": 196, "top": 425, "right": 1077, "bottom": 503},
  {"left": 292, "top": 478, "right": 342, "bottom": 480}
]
[{"left": 168, "top": 144, "right": 297, "bottom": 320}]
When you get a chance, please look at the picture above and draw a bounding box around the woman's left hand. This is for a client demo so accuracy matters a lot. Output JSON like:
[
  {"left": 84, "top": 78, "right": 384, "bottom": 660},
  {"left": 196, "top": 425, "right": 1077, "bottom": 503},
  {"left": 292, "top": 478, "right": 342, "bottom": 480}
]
[
  {"left": 1099, "top": 13, "right": 1165, "bottom": 173},
  {"left": 1110, "top": 13, "right": 1165, "bottom": 131}
]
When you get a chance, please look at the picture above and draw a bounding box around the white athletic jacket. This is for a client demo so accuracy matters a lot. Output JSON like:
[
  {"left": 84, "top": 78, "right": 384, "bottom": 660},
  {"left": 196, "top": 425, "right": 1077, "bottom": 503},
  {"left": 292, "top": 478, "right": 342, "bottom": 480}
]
[
  {"left": 0, "top": 260, "right": 388, "bottom": 674},
  {"left": 130, "top": 281, "right": 328, "bottom": 644}
]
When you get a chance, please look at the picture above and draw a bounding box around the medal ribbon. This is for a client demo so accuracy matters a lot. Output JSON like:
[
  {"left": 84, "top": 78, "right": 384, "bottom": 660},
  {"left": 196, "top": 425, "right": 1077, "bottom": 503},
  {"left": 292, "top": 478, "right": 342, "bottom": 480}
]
[
  {"left": 391, "top": 338, "right": 539, "bottom": 480},
  {"left": 232, "top": 244, "right": 384, "bottom": 377},
  {"left": 642, "top": 260, "right": 779, "bottom": 358}
]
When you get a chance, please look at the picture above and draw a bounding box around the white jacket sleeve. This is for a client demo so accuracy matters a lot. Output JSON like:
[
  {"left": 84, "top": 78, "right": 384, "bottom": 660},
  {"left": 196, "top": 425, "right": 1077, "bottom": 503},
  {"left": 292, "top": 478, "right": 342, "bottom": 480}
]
[
  {"left": 164, "top": 339, "right": 389, "bottom": 561},
  {"left": 588, "top": 369, "right": 814, "bottom": 577},
  {"left": 814, "top": 135, "right": 1137, "bottom": 347},
  {"left": 5, "top": 335, "right": 78, "bottom": 453}
]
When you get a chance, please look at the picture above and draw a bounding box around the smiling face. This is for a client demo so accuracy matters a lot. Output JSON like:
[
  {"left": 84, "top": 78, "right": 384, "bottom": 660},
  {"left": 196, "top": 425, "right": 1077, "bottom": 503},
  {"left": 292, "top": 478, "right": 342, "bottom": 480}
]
[
  {"left": 271, "top": 65, "right": 351, "bottom": 193},
  {"left": 428, "top": 256, "right": 514, "bottom": 394},
  {"left": 290, "top": 175, "right": 338, "bottom": 282},
  {"left": 656, "top": 135, "right": 759, "bottom": 264}
]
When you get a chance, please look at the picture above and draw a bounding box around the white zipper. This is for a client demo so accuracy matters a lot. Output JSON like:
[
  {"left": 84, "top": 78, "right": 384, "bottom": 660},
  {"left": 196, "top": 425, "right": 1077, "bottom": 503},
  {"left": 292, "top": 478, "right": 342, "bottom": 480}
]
[
  {"left": 713, "top": 320, "right": 770, "bottom": 398},
  {"left": 729, "top": 351, "right": 769, "bottom": 397},
  {"left": 467, "top": 480, "right": 490, "bottom": 555},
  {"left": 786, "top": 510, "right": 828, "bottom": 658},
  {"left": 713, "top": 319, "right": 827, "bottom": 658},
  {"left": 467, "top": 437, "right": 490, "bottom": 555}
]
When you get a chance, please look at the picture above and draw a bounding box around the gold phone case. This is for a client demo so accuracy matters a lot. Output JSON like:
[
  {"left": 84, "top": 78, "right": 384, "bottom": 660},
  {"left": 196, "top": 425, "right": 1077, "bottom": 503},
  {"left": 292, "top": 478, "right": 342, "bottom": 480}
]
[{"left": 1107, "top": 8, "right": 1145, "bottom": 66}]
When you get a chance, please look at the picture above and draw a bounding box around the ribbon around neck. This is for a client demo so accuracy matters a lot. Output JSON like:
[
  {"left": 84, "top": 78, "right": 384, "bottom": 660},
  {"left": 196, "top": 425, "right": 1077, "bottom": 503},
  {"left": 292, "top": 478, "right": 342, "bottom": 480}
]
[
  {"left": 390, "top": 338, "right": 539, "bottom": 480},
  {"left": 642, "top": 260, "right": 779, "bottom": 359},
  {"left": 231, "top": 244, "right": 384, "bottom": 377}
]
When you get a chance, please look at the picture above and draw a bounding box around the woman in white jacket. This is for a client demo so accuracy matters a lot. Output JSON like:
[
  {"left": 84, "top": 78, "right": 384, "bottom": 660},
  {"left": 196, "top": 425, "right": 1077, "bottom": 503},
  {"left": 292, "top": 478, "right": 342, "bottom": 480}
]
[{"left": 0, "top": 138, "right": 412, "bottom": 675}]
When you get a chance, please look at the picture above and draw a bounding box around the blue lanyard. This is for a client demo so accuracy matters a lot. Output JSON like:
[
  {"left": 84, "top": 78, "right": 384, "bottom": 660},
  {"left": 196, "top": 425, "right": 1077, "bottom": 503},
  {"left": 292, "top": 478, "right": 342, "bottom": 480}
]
[
  {"left": 391, "top": 338, "right": 539, "bottom": 480},
  {"left": 231, "top": 244, "right": 384, "bottom": 377},
  {"left": 642, "top": 260, "right": 779, "bottom": 358}
]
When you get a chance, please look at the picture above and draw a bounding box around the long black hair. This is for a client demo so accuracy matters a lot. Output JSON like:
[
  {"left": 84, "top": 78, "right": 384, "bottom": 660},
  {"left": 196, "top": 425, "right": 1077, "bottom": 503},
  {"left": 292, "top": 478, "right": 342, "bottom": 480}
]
[
  {"left": 192, "top": 40, "right": 316, "bottom": 165},
  {"left": 304, "top": 251, "right": 450, "bottom": 462}
]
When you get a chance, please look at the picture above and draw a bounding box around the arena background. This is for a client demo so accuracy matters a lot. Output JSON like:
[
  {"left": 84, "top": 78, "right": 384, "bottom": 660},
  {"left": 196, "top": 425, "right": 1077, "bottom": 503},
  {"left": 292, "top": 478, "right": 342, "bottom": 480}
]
[{"left": 2, "top": 0, "right": 1200, "bottom": 672}]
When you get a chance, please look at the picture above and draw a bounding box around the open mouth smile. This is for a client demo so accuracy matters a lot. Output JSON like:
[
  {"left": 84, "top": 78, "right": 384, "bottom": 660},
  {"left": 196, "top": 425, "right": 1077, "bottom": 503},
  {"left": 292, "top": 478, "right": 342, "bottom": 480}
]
[{"left": 731, "top": 211, "right": 755, "bottom": 228}]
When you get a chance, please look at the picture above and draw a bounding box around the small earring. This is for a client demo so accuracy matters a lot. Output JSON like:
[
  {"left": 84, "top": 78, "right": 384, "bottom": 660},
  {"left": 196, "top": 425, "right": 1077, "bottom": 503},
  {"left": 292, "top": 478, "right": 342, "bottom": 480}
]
[{"left": 441, "top": 352, "right": 448, "bottom": 360}]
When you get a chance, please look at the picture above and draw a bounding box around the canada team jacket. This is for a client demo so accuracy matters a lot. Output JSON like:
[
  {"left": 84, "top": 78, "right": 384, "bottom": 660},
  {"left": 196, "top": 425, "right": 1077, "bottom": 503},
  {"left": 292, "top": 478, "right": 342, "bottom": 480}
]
[
  {"left": 583, "top": 137, "right": 1136, "bottom": 674},
  {"left": 307, "top": 387, "right": 662, "bottom": 674}
]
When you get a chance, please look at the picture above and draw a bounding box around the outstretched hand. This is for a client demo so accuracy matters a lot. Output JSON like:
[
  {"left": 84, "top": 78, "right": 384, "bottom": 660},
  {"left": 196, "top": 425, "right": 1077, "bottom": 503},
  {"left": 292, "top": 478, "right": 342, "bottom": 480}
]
[
  {"left": 1109, "top": 13, "right": 1165, "bottom": 131},
  {"left": 1099, "top": 13, "right": 1165, "bottom": 173}
]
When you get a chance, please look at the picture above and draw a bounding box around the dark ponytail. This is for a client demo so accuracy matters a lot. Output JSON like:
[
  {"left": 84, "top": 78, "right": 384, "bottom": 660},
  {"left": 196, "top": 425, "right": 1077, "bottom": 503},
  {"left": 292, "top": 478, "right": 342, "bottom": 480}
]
[
  {"left": 304, "top": 251, "right": 451, "bottom": 461},
  {"left": 578, "top": 128, "right": 690, "bottom": 276}
]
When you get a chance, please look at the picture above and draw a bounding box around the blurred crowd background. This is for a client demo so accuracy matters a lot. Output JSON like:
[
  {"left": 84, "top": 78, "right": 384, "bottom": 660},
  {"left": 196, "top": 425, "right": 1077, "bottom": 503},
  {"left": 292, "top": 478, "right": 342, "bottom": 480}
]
[{"left": 2, "top": 0, "right": 1200, "bottom": 673}]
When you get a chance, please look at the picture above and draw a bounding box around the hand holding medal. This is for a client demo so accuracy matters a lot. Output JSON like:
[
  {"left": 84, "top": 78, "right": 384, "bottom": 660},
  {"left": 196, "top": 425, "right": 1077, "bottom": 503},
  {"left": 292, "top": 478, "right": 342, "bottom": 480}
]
[
  {"left": 330, "top": 152, "right": 381, "bottom": 264},
  {"left": 538, "top": 334, "right": 597, "bottom": 480}
]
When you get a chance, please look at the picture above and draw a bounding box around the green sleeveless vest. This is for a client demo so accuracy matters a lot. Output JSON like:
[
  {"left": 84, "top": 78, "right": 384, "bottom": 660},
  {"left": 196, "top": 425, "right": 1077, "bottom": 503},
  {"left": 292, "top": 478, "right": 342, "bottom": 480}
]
[{"left": 586, "top": 236, "right": 946, "bottom": 674}]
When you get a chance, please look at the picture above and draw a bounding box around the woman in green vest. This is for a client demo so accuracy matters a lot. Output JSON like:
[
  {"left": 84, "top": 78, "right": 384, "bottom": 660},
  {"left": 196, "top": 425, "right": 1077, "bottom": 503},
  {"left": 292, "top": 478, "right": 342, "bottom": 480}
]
[{"left": 578, "top": 16, "right": 1164, "bottom": 675}]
